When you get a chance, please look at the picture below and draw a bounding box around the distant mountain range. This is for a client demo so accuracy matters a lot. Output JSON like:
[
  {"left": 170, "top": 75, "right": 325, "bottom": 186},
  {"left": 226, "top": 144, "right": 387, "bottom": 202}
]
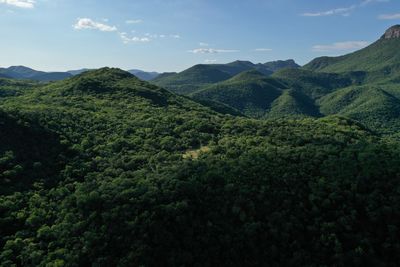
[
  {"left": 128, "top": 69, "right": 160, "bottom": 81},
  {"left": 0, "top": 59, "right": 298, "bottom": 83},
  {"left": 151, "top": 59, "right": 300, "bottom": 94},
  {"left": 0, "top": 66, "right": 161, "bottom": 82},
  {"left": 0, "top": 66, "right": 72, "bottom": 82},
  {"left": 3, "top": 25, "right": 400, "bottom": 133},
  {"left": 166, "top": 25, "right": 400, "bottom": 133}
]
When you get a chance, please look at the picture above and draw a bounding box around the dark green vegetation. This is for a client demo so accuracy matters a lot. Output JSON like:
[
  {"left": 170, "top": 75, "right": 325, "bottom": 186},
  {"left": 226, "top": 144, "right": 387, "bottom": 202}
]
[
  {"left": 1, "top": 66, "right": 400, "bottom": 266},
  {"left": 156, "top": 26, "right": 400, "bottom": 136},
  {"left": 304, "top": 28, "right": 400, "bottom": 76},
  {"left": 2, "top": 26, "right": 400, "bottom": 266},
  {"left": 151, "top": 59, "right": 299, "bottom": 94},
  {"left": 191, "top": 70, "right": 287, "bottom": 117}
]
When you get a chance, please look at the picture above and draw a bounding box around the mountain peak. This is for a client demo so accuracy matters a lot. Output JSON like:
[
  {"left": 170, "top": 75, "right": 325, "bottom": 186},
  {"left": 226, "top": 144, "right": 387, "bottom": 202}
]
[
  {"left": 78, "top": 67, "right": 134, "bottom": 80},
  {"left": 381, "top": 25, "right": 400, "bottom": 39}
]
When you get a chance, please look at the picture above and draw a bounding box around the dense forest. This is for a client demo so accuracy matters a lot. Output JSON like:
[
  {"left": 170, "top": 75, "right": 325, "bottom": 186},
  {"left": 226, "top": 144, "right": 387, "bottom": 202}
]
[
  {"left": 152, "top": 29, "right": 400, "bottom": 138},
  {"left": 0, "top": 65, "right": 400, "bottom": 266}
]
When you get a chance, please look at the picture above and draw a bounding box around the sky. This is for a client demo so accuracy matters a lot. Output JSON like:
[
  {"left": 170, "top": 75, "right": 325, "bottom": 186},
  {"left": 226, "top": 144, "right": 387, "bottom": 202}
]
[{"left": 0, "top": 0, "right": 400, "bottom": 72}]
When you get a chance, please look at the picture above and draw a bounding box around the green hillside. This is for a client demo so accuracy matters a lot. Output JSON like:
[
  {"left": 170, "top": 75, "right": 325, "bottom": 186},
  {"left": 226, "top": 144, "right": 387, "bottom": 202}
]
[
  {"left": 151, "top": 64, "right": 232, "bottom": 94},
  {"left": 319, "top": 85, "right": 400, "bottom": 133},
  {"left": 267, "top": 89, "right": 321, "bottom": 118},
  {"left": 191, "top": 70, "right": 286, "bottom": 117},
  {"left": 304, "top": 27, "right": 400, "bottom": 79},
  {"left": 263, "top": 59, "right": 300, "bottom": 72},
  {"left": 185, "top": 26, "right": 400, "bottom": 130},
  {"left": 272, "top": 68, "right": 355, "bottom": 99},
  {"left": 2, "top": 68, "right": 400, "bottom": 266},
  {"left": 152, "top": 60, "right": 299, "bottom": 95},
  {"left": 191, "top": 69, "right": 352, "bottom": 119}
]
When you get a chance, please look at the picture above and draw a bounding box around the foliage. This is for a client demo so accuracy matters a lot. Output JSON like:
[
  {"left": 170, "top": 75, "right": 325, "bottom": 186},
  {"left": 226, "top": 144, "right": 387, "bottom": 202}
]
[
  {"left": 1, "top": 68, "right": 400, "bottom": 266},
  {"left": 191, "top": 70, "right": 286, "bottom": 117}
]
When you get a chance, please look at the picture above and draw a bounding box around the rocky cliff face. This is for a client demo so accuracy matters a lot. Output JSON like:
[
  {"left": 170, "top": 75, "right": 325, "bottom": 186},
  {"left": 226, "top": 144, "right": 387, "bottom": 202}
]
[{"left": 381, "top": 25, "right": 400, "bottom": 39}]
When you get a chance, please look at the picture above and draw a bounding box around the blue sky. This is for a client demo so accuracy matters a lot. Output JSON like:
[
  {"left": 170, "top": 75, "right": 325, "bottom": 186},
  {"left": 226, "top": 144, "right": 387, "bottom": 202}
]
[{"left": 0, "top": 0, "right": 399, "bottom": 72}]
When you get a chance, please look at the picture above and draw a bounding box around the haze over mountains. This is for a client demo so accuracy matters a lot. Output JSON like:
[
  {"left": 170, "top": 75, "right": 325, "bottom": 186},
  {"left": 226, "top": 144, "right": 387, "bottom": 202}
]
[
  {"left": 2, "top": 25, "right": 400, "bottom": 266},
  {"left": 0, "top": 66, "right": 161, "bottom": 82}
]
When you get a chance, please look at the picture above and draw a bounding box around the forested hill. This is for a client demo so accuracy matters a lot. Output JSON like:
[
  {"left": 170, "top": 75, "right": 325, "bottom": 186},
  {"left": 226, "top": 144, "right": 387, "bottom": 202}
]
[
  {"left": 304, "top": 25, "right": 400, "bottom": 76},
  {"left": 1, "top": 68, "right": 400, "bottom": 266}
]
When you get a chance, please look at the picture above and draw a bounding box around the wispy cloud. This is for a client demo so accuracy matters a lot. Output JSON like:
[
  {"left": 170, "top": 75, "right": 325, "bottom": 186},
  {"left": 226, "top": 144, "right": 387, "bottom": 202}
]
[
  {"left": 312, "top": 41, "right": 369, "bottom": 52},
  {"left": 126, "top": 19, "right": 143, "bottom": 24},
  {"left": 0, "top": 0, "right": 35, "bottom": 9},
  {"left": 199, "top": 42, "right": 209, "bottom": 47},
  {"left": 74, "top": 18, "right": 117, "bottom": 32},
  {"left": 254, "top": 48, "right": 273, "bottom": 52},
  {"left": 378, "top": 13, "right": 400, "bottom": 19},
  {"left": 360, "top": 0, "right": 389, "bottom": 6},
  {"left": 205, "top": 59, "right": 217, "bottom": 63},
  {"left": 119, "top": 32, "right": 150, "bottom": 44},
  {"left": 302, "top": 5, "right": 356, "bottom": 17},
  {"left": 188, "top": 48, "right": 239, "bottom": 54},
  {"left": 73, "top": 18, "right": 180, "bottom": 45},
  {"left": 302, "top": 0, "right": 389, "bottom": 17}
]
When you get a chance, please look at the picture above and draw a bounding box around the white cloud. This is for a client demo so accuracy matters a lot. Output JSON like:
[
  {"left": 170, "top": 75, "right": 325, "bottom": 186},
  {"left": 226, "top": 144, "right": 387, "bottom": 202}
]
[
  {"left": 199, "top": 42, "right": 209, "bottom": 46},
  {"left": 189, "top": 48, "right": 239, "bottom": 54},
  {"left": 361, "top": 0, "right": 389, "bottom": 6},
  {"left": 378, "top": 13, "right": 400, "bottom": 19},
  {"left": 119, "top": 32, "right": 150, "bottom": 44},
  {"left": 126, "top": 19, "right": 143, "bottom": 24},
  {"left": 143, "top": 33, "right": 179, "bottom": 39},
  {"left": 302, "top": 0, "right": 389, "bottom": 17},
  {"left": 302, "top": 5, "right": 356, "bottom": 17},
  {"left": 205, "top": 59, "right": 217, "bottom": 63},
  {"left": 145, "top": 33, "right": 159, "bottom": 38},
  {"left": 74, "top": 18, "right": 117, "bottom": 32},
  {"left": 0, "top": 0, "right": 35, "bottom": 9},
  {"left": 73, "top": 18, "right": 179, "bottom": 45},
  {"left": 312, "top": 41, "right": 369, "bottom": 52},
  {"left": 254, "top": 48, "right": 272, "bottom": 52}
]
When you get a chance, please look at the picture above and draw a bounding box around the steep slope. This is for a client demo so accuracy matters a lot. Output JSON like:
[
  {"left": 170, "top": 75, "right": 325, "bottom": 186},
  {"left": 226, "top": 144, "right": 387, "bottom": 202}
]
[
  {"left": 267, "top": 89, "right": 321, "bottom": 118},
  {"left": 191, "top": 70, "right": 287, "bottom": 117},
  {"left": 319, "top": 85, "right": 400, "bottom": 132},
  {"left": 304, "top": 25, "right": 400, "bottom": 78},
  {"left": 272, "top": 68, "right": 355, "bottom": 99}
]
